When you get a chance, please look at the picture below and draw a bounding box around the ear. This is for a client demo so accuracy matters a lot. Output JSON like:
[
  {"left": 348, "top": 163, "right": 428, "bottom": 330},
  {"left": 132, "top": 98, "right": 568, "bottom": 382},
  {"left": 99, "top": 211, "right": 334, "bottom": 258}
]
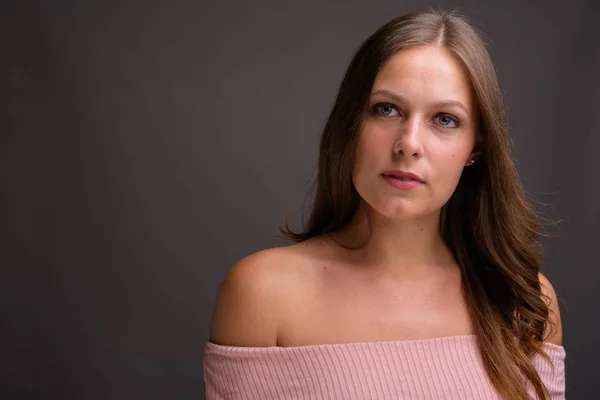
[
  {"left": 466, "top": 132, "right": 483, "bottom": 166},
  {"left": 465, "top": 149, "right": 482, "bottom": 167}
]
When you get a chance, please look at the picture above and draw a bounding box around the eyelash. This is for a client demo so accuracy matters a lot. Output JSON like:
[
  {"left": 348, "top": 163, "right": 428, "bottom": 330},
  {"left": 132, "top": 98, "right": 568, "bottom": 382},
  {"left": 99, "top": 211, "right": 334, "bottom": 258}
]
[{"left": 371, "top": 102, "right": 462, "bottom": 129}]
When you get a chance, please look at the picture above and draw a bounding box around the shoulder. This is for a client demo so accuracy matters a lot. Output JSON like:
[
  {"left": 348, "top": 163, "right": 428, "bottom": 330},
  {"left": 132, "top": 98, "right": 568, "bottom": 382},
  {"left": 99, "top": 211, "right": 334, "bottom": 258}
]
[
  {"left": 208, "top": 244, "right": 315, "bottom": 347},
  {"left": 538, "top": 272, "right": 563, "bottom": 346}
]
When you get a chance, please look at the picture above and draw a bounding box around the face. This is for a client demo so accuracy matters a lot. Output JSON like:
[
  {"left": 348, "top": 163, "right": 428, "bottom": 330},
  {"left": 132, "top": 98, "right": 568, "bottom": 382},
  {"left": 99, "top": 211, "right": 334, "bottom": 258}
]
[{"left": 352, "top": 45, "right": 478, "bottom": 220}]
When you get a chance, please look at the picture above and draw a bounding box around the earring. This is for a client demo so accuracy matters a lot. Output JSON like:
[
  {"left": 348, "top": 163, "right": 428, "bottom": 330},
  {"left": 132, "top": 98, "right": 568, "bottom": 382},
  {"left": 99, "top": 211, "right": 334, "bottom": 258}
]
[{"left": 470, "top": 159, "right": 475, "bottom": 165}]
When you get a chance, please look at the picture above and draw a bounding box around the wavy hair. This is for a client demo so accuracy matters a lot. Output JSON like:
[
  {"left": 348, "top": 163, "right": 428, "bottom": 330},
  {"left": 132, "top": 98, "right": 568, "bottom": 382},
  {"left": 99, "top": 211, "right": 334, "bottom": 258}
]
[{"left": 279, "top": 8, "right": 559, "bottom": 400}]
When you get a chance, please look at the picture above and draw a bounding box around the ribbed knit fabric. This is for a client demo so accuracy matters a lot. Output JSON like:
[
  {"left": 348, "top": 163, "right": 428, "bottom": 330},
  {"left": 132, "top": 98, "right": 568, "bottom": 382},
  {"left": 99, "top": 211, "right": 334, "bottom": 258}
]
[{"left": 203, "top": 334, "right": 565, "bottom": 399}]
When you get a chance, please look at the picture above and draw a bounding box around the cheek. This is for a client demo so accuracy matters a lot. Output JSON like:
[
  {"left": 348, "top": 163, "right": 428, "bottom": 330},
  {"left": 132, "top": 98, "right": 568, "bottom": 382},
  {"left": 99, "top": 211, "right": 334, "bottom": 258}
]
[
  {"left": 440, "top": 151, "right": 467, "bottom": 169},
  {"left": 432, "top": 150, "right": 470, "bottom": 190},
  {"left": 353, "top": 129, "right": 388, "bottom": 186},
  {"left": 355, "top": 126, "right": 391, "bottom": 162}
]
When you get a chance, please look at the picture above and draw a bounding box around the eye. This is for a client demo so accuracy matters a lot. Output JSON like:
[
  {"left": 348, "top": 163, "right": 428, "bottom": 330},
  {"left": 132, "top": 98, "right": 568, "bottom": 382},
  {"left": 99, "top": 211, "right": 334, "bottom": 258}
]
[
  {"left": 435, "top": 113, "right": 460, "bottom": 128},
  {"left": 372, "top": 102, "right": 400, "bottom": 117}
]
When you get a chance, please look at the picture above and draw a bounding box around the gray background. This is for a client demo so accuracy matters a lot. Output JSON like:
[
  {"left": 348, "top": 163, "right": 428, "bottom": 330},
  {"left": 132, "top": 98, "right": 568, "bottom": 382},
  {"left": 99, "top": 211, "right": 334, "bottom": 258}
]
[{"left": 2, "top": 0, "right": 598, "bottom": 398}]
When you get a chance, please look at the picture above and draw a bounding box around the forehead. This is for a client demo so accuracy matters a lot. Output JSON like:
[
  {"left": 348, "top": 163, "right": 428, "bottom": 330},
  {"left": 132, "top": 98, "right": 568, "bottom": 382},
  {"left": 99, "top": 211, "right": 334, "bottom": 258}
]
[{"left": 372, "top": 45, "right": 474, "bottom": 107}]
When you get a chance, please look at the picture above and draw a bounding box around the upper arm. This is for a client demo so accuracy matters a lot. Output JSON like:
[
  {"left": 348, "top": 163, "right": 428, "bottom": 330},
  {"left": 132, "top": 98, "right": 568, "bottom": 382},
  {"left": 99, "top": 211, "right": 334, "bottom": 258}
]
[
  {"left": 209, "top": 249, "right": 284, "bottom": 347},
  {"left": 538, "top": 272, "right": 563, "bottom": 346}
]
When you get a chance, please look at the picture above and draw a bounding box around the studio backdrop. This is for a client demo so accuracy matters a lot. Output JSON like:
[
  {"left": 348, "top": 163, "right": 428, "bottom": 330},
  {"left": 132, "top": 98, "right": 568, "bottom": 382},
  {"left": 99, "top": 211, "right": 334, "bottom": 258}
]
[{"left": 2, "top": 0, "right": 599, "bottom": 399}]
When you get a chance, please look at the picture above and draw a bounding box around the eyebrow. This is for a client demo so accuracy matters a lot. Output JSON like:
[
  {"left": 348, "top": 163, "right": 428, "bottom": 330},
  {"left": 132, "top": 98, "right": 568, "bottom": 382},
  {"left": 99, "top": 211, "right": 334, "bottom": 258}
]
[{"left": 370, "top": 89, "right": 470, "bottom": 116}]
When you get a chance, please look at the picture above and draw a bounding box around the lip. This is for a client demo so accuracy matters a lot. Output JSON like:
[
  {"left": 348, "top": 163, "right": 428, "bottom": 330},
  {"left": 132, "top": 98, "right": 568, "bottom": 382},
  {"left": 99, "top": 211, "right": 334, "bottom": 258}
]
[
  {"left": 381, "top": 170, "right": 424, "bottom": 191},
  {"left": 382, "top": 175, "right": 423, "bottom": 190},
  {"left": 381, "top": 170, "right": 424, "bottom": 183}
]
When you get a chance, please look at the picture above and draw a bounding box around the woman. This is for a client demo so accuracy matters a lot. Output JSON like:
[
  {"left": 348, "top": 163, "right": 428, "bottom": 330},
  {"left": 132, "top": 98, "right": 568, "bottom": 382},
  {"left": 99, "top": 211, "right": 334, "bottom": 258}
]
[{"left": 204, "top": 8, "right": 565, "bottom": 400}]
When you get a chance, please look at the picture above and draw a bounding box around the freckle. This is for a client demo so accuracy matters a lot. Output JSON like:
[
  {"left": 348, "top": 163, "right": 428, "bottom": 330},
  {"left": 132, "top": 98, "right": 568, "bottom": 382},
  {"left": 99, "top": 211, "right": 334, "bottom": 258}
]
[
  {"left": 420, "top": 228, "right": 424, "bottom": 231},
  {"left": 323, "top": 266, "right": 327, "bottom": 270}
]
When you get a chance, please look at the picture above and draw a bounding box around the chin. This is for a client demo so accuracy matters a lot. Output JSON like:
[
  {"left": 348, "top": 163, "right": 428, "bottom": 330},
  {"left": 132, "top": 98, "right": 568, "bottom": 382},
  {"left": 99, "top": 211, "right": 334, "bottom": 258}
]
[{"left": 367, "top": 198, "right": 432, "bottom": 221}]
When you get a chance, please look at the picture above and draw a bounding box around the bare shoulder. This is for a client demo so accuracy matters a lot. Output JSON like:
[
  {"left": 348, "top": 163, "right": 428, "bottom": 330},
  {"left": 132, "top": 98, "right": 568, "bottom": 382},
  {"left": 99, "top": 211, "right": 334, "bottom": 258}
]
[
  {"left": 538, "top": 272, "right": 563, "bottom": 346},
  {"left": 208, "top": 244, "right": 315, "bottom": 347}
]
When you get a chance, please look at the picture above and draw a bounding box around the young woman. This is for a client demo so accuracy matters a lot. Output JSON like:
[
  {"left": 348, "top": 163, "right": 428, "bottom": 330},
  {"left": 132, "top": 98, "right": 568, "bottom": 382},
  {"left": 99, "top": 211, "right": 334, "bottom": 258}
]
[{"left": 204, "top": 9, "right": 565, "bottom": 400}]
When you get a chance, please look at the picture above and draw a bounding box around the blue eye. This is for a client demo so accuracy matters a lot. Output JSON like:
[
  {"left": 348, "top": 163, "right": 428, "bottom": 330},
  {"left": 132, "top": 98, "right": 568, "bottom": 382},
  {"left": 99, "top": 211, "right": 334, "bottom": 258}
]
[
  {"left": 373, "top": 103, "right": 400, "bottom": 117},
  {"left": 436, "top": 114, "right": 460, "bottom": 128}
]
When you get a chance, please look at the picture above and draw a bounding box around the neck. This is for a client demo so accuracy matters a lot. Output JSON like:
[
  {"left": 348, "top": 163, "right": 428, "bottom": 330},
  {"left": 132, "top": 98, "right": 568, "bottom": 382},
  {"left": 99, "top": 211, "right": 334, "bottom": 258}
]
[{"left": 331, "top": 201, "right": 456, "bottom": 274}]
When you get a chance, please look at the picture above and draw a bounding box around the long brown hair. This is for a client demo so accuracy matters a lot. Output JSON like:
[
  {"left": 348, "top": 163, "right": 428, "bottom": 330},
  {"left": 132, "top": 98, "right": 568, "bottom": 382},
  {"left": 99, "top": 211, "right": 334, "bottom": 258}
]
[{"left": 279, "top": 8, "right": 559, "bottom": 400}]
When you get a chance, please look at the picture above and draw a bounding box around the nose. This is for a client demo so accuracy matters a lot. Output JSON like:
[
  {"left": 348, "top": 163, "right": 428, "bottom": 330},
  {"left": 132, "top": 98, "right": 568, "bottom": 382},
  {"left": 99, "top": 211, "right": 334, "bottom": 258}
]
[{"left": 393, "top": 116, "right": 424, "bottom": 158}]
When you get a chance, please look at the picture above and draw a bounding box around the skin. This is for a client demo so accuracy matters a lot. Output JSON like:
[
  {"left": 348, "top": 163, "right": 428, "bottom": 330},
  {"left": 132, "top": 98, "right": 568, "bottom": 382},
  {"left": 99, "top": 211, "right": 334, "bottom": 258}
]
[
  {"left": 355, "top": 46, "right": 477, "bottom": 224},
  {"left": 208, "top": 45, "right": 563, "bottom": 348},
  {"left": 335, "top": 44, "right": 479, "bottom": 272}
]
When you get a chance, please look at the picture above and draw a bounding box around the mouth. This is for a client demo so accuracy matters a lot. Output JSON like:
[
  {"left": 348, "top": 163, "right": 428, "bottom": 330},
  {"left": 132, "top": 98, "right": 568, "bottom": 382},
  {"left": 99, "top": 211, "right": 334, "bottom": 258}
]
[
  {"left": 381, "top": 174, "right": 423, "bottom": 190},
  {"left": 381, "top": 171, "right": 424, "bottom": 183},
  {"left": 383, "top": 174, "right": 419, "bottom": 181}
]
